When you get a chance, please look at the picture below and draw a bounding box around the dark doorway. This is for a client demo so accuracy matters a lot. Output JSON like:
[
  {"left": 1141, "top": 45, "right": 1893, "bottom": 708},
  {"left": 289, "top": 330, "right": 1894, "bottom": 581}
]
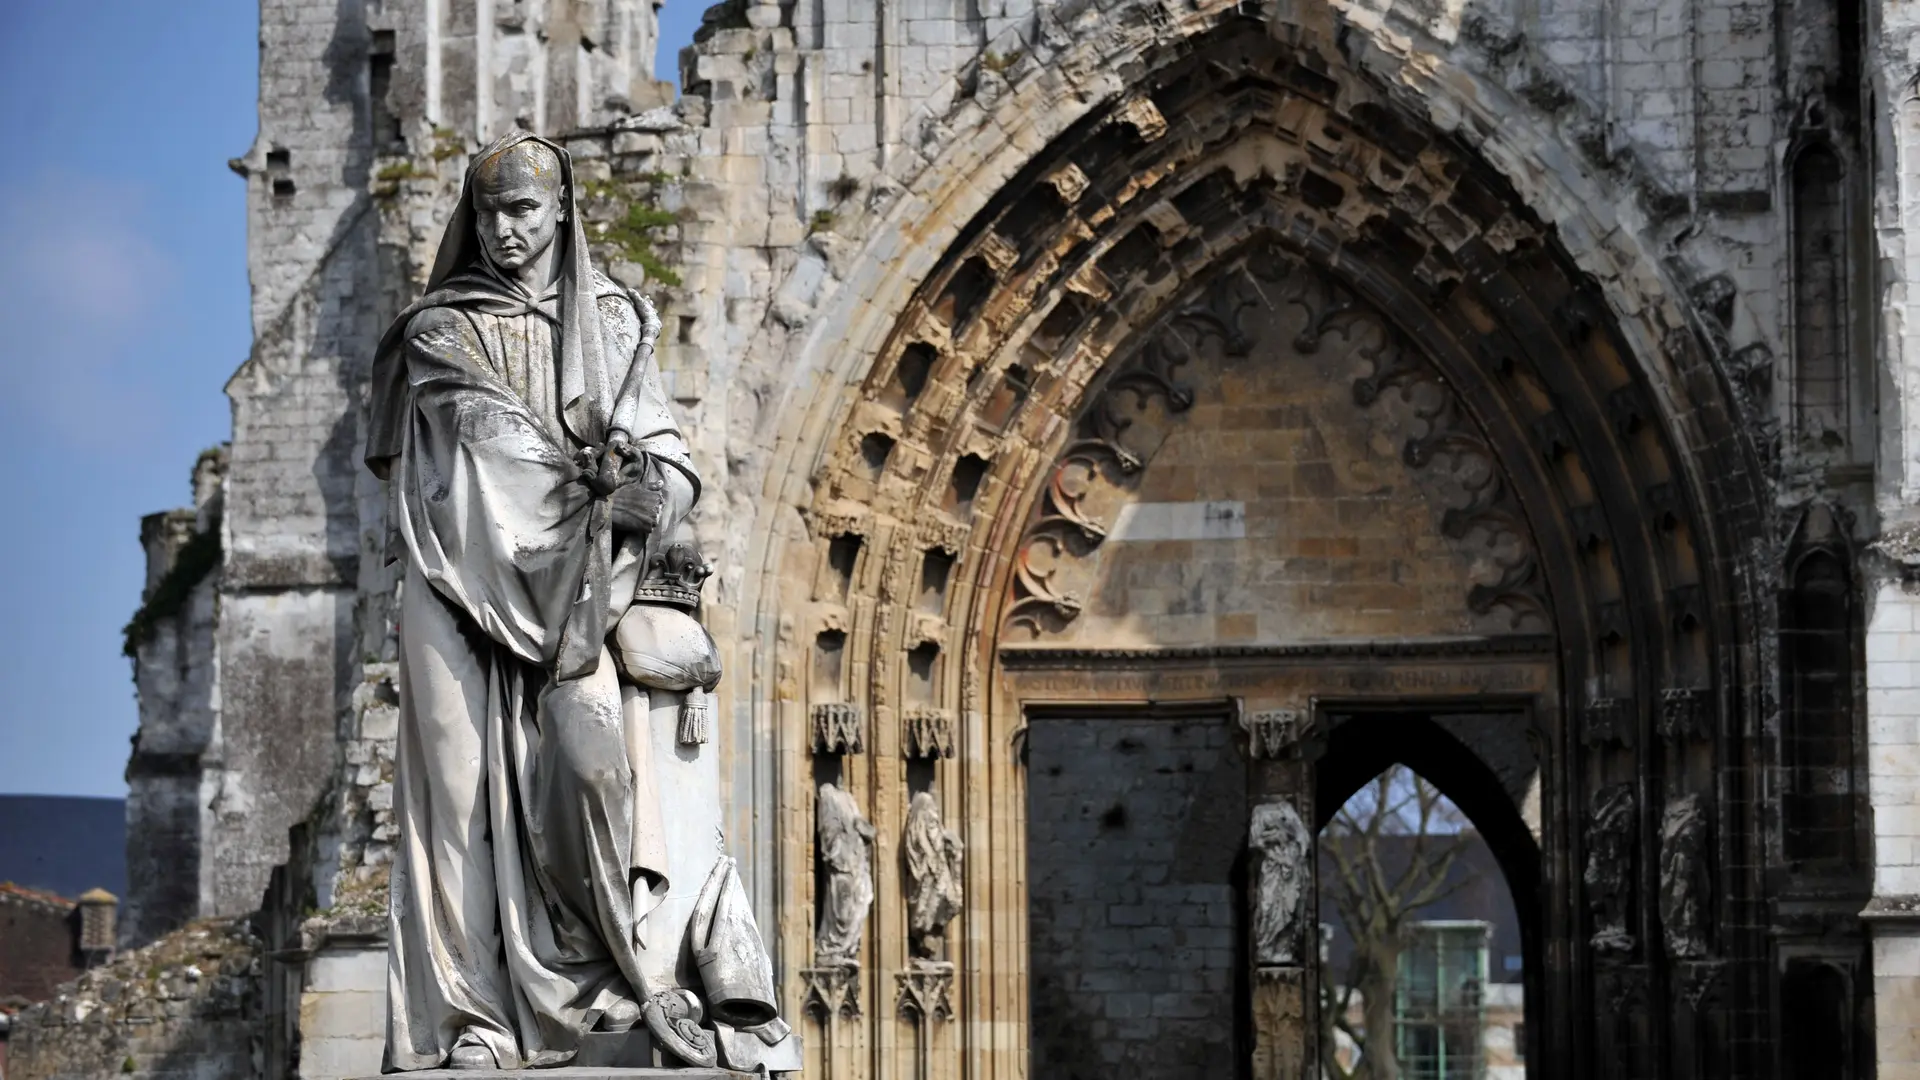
[{"left": 1025, "top": 703, "right": 1248, "bottom": 1080}]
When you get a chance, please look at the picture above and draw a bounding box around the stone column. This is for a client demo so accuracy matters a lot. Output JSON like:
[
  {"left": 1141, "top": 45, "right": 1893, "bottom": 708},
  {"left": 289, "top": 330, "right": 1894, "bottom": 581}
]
[{"left": 1240, "top": 706, "right": 1319, "bottom": 1080}]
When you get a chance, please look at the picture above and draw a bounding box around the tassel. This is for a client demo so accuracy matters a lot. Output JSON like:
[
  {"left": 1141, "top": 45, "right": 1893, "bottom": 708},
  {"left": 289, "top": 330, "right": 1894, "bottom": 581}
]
[{"left": 678, "top": 687, "right": 711, "bottom": 745}]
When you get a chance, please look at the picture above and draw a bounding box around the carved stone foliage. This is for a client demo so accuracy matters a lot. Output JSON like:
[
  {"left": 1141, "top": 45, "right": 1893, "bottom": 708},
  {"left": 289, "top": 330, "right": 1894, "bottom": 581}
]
[
  {"left": 1252, "top": 257, "right": 1550, "bottom": 632},
  {"left": 1004, "top": 252, "right": 1551, "bottom": 640},
  {"left": 1250, "top": 800, "right": 1311, "bottom": 966},
  {"left": 895, "top": 962, "right": 955, "bottom": 1024},
  {"left": 1002, "top": 271, "right": 1264, "bottom": 638},
  {"left": 811, "top": 702, "right": 865, "bottom": 755},
  {"left": 815, "top": 782, "right": 876, "bottom": 966},
  {"left": 903, "top": 706, "right": 956, "bottom": 759},
  {"left": 801, "top": 964, "right": 862, "bottom": 1023},
  {"left": 1659, "top": 793, "right": 1711, "bottom": 960},
  {"left": 1585, "top": 783, "right": 1638, "bottom": 955},
  {"left": 1240, "top": 708, "right": 1315, "bottom": 759},
  {"left": 903, "top": 792, "right": 965, "bottom": 960}
]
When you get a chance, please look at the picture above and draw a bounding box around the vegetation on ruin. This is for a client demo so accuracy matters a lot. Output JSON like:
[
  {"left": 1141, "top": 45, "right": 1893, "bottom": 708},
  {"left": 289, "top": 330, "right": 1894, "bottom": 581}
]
[
  {"left": 375, "top": 160, "right": 432, "bottom": 182},
  {"left": 581, "top": 177, "right": 688, "bottom": 287},
  {"left": 122, "top": 514, "right": 222, "bottom": 662},
  {"left": 981, "top": 48, "right": 1023, "bottom": 74},
  {"left": 429, "top": 126, "right": 466, "bottom": 162}
]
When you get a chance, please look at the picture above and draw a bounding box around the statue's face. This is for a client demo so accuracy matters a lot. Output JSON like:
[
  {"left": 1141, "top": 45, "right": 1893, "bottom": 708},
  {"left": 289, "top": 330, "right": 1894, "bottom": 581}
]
[{"left": 472, "top": 143, "right": 566, "bottom": 273}]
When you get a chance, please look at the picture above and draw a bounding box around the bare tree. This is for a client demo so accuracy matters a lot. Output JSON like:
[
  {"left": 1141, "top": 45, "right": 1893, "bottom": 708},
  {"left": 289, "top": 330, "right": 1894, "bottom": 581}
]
[{"left": 1319, "top": 765, "right": 1473, "bottom": 1080}]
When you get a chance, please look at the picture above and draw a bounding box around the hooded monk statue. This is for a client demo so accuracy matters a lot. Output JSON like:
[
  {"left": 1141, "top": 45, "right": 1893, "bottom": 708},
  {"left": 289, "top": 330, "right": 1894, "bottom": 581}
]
[{"left": 366, "top": 130, "right": 797, "bottom": 1073}]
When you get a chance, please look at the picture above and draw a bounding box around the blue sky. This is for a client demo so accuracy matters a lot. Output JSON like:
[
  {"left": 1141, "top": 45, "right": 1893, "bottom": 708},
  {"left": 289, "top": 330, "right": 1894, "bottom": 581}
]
[{"left": 0, "top": 3, "right": 704, "bottom": 799}]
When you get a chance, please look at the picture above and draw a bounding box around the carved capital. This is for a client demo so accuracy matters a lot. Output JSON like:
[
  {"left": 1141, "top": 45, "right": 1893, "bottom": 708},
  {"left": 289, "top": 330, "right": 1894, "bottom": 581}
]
[
  {"left": 801, "top": 964, "right": 862, "bottom": 1023},
  {"left": 1582, "top": 696, "right": 1633, "bottom": 749},
  {"left": 1239, "top": 708, "right": 1315, "bottom": 759},
  {"left": 895, "top": 961, "right": 955, "bottom": 1023},
  {"left": 811, "top": 703, "right": 865, "bottom": 755},
  {"left": 903, "top": 706, "right": 956, "bottom": 759},
  {"left": 1659, "top": 687, "right": 1709, "bottom": 741}
]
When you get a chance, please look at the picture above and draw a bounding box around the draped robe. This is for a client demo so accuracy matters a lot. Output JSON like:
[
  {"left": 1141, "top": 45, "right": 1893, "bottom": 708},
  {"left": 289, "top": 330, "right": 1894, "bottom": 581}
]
[{"left": 382, "top": 270, "right": 699, "bottom": 1070}]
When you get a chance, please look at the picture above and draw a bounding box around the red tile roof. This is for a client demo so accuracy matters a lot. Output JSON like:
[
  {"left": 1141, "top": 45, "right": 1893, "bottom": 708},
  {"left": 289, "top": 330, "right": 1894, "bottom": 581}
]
[{"left": 0, "top": 882, "right": 74, "bottom": 910}]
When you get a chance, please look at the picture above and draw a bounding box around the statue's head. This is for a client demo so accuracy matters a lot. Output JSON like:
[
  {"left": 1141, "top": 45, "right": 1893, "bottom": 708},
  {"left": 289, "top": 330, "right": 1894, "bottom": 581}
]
[{"left": 472, "top": 140, "right": 567, "bottom": 274}]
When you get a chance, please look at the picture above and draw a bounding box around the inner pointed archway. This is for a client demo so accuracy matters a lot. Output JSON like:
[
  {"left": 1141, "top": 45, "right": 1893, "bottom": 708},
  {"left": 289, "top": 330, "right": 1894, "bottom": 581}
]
[{"left": 1315, "top": 713, "right": 1544, "bottom": 1080}]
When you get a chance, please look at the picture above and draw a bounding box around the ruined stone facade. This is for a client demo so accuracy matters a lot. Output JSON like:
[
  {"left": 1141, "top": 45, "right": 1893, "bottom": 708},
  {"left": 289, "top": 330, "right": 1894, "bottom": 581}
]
[{"left": 67, "top": 0, "right": 1920, "bottom": 1076}]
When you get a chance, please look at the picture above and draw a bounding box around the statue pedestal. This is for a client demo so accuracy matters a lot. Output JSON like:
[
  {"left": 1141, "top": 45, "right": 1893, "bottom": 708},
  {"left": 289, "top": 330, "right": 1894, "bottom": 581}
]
[
  {"left": 359, "top": 1028, "right": 774, "bottom": 1077},
  {"left": 378, "top": 1060, "right": 752, "bottom": 1068}
]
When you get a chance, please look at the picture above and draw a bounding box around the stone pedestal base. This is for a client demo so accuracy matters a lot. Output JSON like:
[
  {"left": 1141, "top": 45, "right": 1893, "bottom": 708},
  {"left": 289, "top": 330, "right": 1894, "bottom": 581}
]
[
  {"left": 372, "top": 1071, "right": 751, "bottom": 1079},
  {"left": 366, "top": 1060, "right": 748, "bottom": 1068},
  {"left": 574, "top": 1030, "right": 653, "bottom": 1068}
]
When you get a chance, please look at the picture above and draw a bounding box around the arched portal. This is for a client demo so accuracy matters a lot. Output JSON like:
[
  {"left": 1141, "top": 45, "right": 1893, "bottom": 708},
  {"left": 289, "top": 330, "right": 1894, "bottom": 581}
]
[
  {"left": 1315, "top": 712, "right": 1544, "bottom": 1078},
  {"left": 779, "top": 15, "right": 1771, "bottom": 1080}
]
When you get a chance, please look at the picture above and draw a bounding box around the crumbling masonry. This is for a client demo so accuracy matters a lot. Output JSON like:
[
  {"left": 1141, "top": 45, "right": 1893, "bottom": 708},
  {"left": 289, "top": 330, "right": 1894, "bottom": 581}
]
[{"left": 16, "top": 0, "right": 1920, "bottom": 1075}]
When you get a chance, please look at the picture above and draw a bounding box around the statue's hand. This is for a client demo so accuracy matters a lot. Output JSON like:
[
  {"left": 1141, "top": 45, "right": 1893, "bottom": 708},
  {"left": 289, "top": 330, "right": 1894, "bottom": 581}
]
[
  {"left": 582, "top": 435, "right": 636, "bottom": 498},
  {"left": 610, "top": 455, "right": 668, "bottom": 534}
]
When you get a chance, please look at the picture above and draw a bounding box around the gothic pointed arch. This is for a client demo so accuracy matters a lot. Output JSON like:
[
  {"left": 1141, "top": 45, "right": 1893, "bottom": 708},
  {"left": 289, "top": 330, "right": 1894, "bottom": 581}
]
[{"left": 763, "top": 13, "right": 1777, "bottom": 1080}]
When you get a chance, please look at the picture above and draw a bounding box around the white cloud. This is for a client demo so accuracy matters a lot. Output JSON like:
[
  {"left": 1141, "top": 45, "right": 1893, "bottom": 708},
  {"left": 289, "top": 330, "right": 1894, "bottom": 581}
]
[{"left": 0, "top": 171, "right": 177, "bottom": 443}]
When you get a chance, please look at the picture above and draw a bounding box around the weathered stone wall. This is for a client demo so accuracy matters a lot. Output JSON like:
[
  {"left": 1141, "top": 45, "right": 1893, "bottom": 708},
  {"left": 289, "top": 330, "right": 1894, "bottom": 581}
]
[
  {"left": 3, "top": 919, "right": 260, "bottom": 1080},
  {"left": 1025, "top": 714, "right": 1247, "bottom": 1078},
  {"left": 124, "top": 450, "right": 224, "bottom": 947}
]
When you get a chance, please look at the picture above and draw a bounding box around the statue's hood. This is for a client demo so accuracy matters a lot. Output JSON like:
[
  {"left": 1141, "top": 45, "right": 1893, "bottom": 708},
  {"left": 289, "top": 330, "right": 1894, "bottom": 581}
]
[{"left": 366, "top": 129, "right": 616, "bottom": 478}]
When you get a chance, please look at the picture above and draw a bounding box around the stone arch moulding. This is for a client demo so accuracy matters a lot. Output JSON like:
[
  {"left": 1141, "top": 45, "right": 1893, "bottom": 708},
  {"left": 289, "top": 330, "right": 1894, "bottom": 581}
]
[{"left": 755, "top": 14, "right": 1777, "bottom": 1080}]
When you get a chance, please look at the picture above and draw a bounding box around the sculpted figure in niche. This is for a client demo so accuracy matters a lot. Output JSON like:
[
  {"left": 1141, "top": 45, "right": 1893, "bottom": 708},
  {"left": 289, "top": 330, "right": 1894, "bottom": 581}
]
[
  {"left": 1585, "top": 783, "right": 1638, "bottom": 955},
  {"left": 903, "top": 791, "right": 965, "bottom": 961},
  {"left": 367, "top": 131, "right": 792, "bottom": 1071},
  {"left": 815, "top": 782, "right": 877, "bottom": 965},
  {"left": 1659, "top": 793, "right": 1711, "bottom": 959},
  {"left": 1250, "top": 800, "right": 1310, "bottom": 966}
]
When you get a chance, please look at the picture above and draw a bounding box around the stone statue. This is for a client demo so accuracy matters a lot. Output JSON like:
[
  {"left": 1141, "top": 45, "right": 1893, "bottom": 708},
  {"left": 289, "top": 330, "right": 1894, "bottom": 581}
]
[
  {"left": 1659, "top": 793, "right": 1710, "bottom": 959},
  {"left": 1249, "top": 800, "right": 1309, "bottom": 966},
  {"left": 366, "top": 130, "right": 795, "bottom": 1072},
  {"left": 814, "top": 782, "right": 876, "bottom": 965},
  {"left": 903, "top": 792, "right": 964, "bottom": 960},
  {"left": 1585, "top": 782, "right": 1638, "bottom": 954}
]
